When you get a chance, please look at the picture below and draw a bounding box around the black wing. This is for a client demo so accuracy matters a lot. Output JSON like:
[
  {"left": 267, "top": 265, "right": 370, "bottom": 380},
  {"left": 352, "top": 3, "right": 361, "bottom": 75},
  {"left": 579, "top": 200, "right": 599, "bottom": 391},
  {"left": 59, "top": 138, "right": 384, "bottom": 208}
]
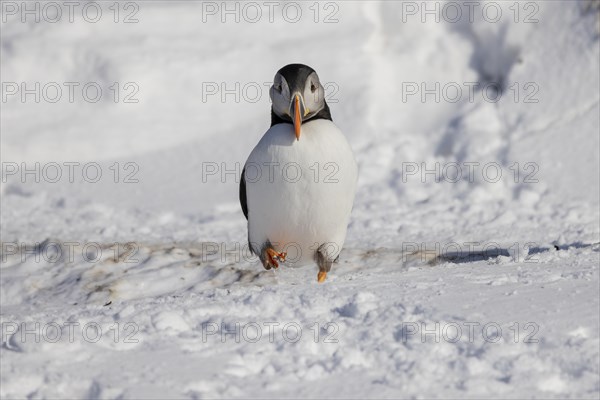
[{"left": 239, "top": 166, "right": 248, "bottom": 220}]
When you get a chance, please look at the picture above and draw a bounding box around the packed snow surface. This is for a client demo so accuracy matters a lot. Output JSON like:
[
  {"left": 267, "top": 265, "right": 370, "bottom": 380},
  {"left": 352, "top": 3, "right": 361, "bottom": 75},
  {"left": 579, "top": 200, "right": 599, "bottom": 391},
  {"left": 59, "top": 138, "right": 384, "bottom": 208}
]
[{"left": 1, "top": 1, "right": 599, "bottom": 398}]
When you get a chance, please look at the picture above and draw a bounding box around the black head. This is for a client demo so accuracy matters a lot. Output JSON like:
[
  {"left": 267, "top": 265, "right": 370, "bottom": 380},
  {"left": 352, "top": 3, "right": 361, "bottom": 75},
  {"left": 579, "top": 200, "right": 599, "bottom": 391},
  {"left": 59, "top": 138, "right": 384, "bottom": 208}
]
[{"left": 269, "top": 63, "right": 332, "bottom": 140}]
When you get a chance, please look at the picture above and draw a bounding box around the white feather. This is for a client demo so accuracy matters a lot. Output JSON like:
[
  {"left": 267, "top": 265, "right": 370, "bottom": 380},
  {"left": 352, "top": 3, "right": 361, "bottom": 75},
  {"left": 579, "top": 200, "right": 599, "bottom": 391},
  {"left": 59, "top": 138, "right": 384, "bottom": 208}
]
[{"left": 244, "top": 119, "right": 358, "bottom": 266}]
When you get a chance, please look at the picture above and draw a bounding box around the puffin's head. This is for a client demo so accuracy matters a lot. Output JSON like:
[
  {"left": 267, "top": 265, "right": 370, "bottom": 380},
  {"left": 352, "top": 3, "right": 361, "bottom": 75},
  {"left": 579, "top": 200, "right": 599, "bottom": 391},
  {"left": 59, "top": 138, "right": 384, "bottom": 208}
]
[{"left": 270, "top": 63, "right": 327, "bottom": 140}]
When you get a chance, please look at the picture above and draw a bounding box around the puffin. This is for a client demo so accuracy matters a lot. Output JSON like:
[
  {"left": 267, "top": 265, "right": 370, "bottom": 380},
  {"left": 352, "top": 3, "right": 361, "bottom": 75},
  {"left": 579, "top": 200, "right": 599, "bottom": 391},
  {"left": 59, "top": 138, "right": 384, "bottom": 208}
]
[{"left": 239, "top": 63, "right": 358, "bottom": 282}]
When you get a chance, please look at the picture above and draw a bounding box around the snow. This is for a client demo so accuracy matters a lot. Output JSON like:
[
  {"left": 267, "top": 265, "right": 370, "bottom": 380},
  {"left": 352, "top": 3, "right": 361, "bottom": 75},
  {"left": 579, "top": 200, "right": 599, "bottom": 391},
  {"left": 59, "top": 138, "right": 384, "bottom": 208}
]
[{"left": 1, "top": 0, "right": 599, "bottom": 398}]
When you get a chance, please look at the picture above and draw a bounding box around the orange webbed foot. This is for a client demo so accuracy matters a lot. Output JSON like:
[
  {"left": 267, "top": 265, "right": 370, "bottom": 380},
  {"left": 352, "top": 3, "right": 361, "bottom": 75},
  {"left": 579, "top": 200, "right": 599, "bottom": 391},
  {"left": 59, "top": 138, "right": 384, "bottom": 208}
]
[
  {"left": 264, "top": 248, "right": 287, "bottom": 269},
  {"left": 317, "top": 271, "right": 328, "bottom": 283}
]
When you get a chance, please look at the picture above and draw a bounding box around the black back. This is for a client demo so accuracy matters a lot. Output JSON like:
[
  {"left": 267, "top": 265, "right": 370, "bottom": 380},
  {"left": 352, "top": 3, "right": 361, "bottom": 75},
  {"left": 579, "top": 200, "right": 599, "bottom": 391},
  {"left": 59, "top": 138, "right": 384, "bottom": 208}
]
[{"left": 240, "top": 167, "right": 248, "bottom": 219}]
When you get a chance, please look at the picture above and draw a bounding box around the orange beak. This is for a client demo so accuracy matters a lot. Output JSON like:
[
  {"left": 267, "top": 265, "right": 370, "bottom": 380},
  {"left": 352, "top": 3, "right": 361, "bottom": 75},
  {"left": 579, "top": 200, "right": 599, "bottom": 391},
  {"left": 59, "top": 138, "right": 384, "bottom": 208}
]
[{"left": 294, "top": 94, "right": 301, "bottom": 140}]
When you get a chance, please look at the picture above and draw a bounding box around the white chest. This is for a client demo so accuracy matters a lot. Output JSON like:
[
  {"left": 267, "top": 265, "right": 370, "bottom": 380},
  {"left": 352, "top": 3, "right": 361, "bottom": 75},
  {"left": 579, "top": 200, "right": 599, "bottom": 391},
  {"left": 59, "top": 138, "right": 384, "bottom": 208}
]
[{"left": 244, "top": 119, "right": 358, "bottom": 264}]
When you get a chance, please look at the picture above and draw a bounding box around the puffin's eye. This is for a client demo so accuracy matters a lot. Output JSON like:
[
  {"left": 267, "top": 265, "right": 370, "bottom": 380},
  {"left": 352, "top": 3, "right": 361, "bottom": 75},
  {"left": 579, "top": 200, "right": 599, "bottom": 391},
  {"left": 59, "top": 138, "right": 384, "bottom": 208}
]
[
  {"left": 310, "top": 82, "right": 317, "bottom": 93},
  {"left": 274, "top": 83, "right": 282, "bottom": 92}
]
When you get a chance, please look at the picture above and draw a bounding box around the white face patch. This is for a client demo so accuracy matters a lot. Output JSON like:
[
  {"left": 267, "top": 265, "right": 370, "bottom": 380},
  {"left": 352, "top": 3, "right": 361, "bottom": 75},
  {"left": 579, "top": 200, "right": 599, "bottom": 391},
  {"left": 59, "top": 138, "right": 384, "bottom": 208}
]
[
  {"left": 300, "top": 72, "right": 325, "bottom": 117},
  {"left": 270, "top": 73, "right": 291, "bottom": 118},
  {"left": 270, "top": 71, "right": 325, "bottom": 121}
]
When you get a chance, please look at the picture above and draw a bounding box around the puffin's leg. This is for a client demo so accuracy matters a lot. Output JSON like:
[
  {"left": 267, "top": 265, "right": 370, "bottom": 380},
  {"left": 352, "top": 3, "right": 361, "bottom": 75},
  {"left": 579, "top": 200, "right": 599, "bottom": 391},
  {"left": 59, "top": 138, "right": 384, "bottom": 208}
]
[
  {"left": 315, "top": 245, "right": 334, "bottom": 283},
  {"left": 259, "top": 243, "right": 287, "bottom": 270},
  {"left": 266, "top": 248, "right": 287, "bottom": 269}
]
